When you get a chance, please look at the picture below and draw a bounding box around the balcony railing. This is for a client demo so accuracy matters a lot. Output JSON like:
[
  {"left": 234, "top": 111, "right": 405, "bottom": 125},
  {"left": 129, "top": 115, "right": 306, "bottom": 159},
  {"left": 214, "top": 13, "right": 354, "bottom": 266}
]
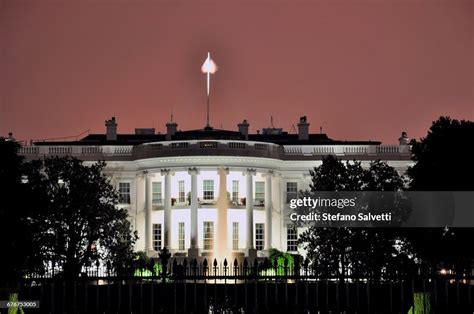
[
  {"left": 19, "top": 145, "right": 134, "bottom": 160},
  {"left": 283, "top": 144, "right": 410, "bottom": 158},
  {"left": 18, "top": 140, "right": 411, "bottom": 161}
]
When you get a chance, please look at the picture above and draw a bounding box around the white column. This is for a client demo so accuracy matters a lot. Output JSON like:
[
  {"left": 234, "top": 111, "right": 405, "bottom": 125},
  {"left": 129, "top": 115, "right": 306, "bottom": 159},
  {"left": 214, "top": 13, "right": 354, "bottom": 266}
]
[
  {"left": 264, "top": 171, "right": 273, "bottom": 251},
  {"left": 216, "top": 167, "right": 229, "bottom": 259},
  {"left": 245, "top": 168, "right": 256, "bottom": 254},
  {"left": 188, "top": 167, "right": 199, "bottom": 257},
  {"left": 144, "top": 172, "right": 153, "bottom": 253},
  {"left": 162, "top": 169, "right": 172, "bottom": 249}
]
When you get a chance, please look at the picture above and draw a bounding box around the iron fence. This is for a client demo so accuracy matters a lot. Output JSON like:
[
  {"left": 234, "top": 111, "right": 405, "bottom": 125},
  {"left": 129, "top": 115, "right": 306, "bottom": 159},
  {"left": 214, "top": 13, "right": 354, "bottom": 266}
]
[{"left": 17, "top": 256, "right": 474, "bottom": 313}]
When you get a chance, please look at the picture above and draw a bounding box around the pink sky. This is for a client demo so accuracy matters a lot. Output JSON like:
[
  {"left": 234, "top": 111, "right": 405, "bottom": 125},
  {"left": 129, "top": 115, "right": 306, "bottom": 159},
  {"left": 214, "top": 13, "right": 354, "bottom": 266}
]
[{"left": 1, "top": 0, "right": 472, "bottom": 144}]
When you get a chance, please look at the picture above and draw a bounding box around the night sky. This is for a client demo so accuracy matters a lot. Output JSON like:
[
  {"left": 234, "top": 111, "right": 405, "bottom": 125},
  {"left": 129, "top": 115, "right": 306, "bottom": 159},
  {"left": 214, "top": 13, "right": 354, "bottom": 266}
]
[{"left": 1, "top": 0, "right": 472, "bottom": 144}]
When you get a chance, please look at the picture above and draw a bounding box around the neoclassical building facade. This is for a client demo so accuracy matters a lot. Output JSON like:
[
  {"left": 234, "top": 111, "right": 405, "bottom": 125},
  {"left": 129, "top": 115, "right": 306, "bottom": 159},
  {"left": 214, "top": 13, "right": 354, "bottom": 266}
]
[{"left": 19, "top": 116, "right": 412, "bottom": 258}]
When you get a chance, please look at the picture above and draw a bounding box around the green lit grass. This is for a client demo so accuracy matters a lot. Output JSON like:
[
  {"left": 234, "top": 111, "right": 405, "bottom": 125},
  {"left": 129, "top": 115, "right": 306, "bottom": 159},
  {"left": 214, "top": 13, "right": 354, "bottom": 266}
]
[{"left": 408, "top": 292, "right": 431, "bottom": 314}]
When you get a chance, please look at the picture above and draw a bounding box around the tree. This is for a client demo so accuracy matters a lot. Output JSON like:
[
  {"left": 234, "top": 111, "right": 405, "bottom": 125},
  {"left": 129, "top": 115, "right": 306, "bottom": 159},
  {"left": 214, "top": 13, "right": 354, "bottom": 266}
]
[
  {"left": 0, "top": 139, "right": 35, "bottom": 296},
  {"left": 24, "top": 157, "right": 137, "bottom": 278},
  {"left": 309, "top": 155, "right": 365, "bottom": 191},
  {"left": 300, "top": 156, "right": 365, "bottom": 279},
  {"left": 298, "top": 155, "right": 415, "bottom": 280},
  {"left": 406, "top": 116, "right": 474, "bottom": 274},
  {"left": 408, "top": 116, "right": 474, "bottom": 191}
]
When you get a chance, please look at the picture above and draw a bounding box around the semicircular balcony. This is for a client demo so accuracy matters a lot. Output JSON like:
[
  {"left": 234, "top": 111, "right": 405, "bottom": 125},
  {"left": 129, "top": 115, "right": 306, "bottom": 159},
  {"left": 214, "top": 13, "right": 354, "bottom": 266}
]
[{"left": 133, "top": 140, "right": 283, "bottom": 160}]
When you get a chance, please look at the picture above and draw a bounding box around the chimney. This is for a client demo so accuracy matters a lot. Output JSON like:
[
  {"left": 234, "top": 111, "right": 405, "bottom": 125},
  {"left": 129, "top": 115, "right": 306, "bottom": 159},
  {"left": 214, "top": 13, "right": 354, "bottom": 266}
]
[
  {"left": 4, "top": 132, "right": 15, "bottom": 142},
  {"left": 238, "top": 119, "right": 250, "bottom": 140},
  {"left": 105, "top": 117, "right": 117, "bottom": 141},
  {"left": 399, "top": 131, "right": 409, "bottom": 145},
  {"left": 166, "top": 121, "right": 177, "bottom": 141},
  {"left": 297, "top": 116, "right": 309, "bottom": 140}
]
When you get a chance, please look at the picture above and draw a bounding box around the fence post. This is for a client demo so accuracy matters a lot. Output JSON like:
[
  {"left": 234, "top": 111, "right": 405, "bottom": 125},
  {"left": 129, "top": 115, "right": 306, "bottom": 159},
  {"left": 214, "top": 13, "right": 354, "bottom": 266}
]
[
  {"left": 224, "top": 258, "right": 228, "bottom": 303},
  {"left": 244, "top": 258, "right": 248, "bottom": 309},
  {"left": 203, "top": 258, "right": 208, "bottom": 311},
  {"left": 183, "top": 259, "right": 188, "bottom": 313},
  {"left": 159, "top": 247, "right": 171, "bottom": 283},
  {"left": 284, "top": 258, "right": 288, "bottom": 309},
  {"left": 193, "top": 259, "right": 197, "bottom": 310}
]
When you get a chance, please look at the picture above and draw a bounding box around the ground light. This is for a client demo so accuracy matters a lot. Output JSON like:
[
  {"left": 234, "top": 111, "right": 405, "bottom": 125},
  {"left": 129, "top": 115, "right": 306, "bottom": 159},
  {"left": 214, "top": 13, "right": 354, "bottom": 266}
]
[
  {"left": 408, "top": 292, "right": 431, "bottom": 314},
  {"left": 7, "top": 293, "right": 24, "bottom": 314}
]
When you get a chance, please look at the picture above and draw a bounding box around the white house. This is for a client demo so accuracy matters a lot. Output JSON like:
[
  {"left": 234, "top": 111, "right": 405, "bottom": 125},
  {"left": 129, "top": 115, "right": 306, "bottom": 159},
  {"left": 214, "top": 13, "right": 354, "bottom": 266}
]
[{"left": 19, "top": 116, "right": 412, "bottom": 259}]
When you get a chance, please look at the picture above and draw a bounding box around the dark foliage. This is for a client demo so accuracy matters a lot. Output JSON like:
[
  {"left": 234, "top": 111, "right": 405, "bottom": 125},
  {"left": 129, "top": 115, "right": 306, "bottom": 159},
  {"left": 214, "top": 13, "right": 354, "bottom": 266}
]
[
  {"left": 0, "top": 139, "right": 35, "bottom": 294},
  {"left": 23, "top": 156, "right": 137, "bottom": 278},
  {"left": 298, "top": 155, "right": 415, "bottom": 280},
  {"left": 408, "top": 116, "right": 474, "bottom": 191},
  {"left": 405, "top": 116, "right": 474, "bottom": 274}
]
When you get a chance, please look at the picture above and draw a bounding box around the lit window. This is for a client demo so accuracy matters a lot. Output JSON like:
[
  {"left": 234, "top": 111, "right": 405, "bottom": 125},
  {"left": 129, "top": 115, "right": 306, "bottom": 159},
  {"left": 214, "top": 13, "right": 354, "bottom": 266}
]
[
  {"left": 171, "top": 142, "right": 189, "bottom": 149},
  {"left": 118, "top": 182, "right": 131, "bottom": 204},
  {"left": 232, "top": 222, "right": 239, "bottom": 250},
  {"left": 178, "top": 222, "right": 185, "bottom": 251},
  {"left": 287, "top": 224, "right": 298, "bottom": 252},
  {"left": 286, "top": 182, "right": 298, "bottom": 203},
  {"left": 152, "top": 182, "right": 162, "bottom": 205},
  {"left": 203, "top": 180, "right": 214, "bottom": 200},
  {"left": 256, "top": 223, "right": 264, "bottom": 251},
  {"left": 203, "top": 221, "right": 214, "bottom": 250},
  {"left": 232, "top": 180, "right": 239, "bottom": 203},
  {"left": 153, "top": 223, "right": 162, "bottom": 251},
  {"left": 178, "top": 180, "right": 185, "bottom": 203},
  {"left": 200, "top": 142, "right": 218, "bottom": 148},
  {"left": 255, "top": 181, "right": 265, "bottom": 204}
]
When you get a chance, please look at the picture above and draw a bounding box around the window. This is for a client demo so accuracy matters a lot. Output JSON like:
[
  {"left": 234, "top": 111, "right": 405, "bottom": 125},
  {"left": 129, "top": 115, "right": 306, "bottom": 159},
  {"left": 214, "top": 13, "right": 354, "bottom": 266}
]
[
  {"left": 178, "top": 180, "right": 185, "bottom": 203},
  {"left": 118, "top": 182, "right": 131, "bottom": 204},
  {"left": 150, "top": 143, "right": 163, "bottom": 150},
  {"left": 153, "top": 223, "right": 162, "bottom": 251},
  {"left": 232, "top": 180, "right": 239, "bottom": 203},
  {"left": 256, "top": 223, "right": 264, "bottom": 251},
  {"left": 171, "top": 142, "right": 189, "bottom": 149},
  {"left": 232, "top": 222, "right": 239, "bottom": 250},
  {"left": 255, "top": 143, "right": 268, "bottom": 150},
  {"left": 178, "top": 222, "right": 185, "bottom": 251},
  {"left": 286, "top": 182, "right": 298, "bottom": 203},
  {"left": 203, "top": 221, "right": 214, "bottom": 250},
  {"left": 200, "top": 141, "right": 218, "bottom": 148},
  {"left": 203, "top": 180, "right": 214, "bottom": 200},
  {"left": 255, "top": 181, "right": 265, "bottom": 204},
  {"left": 229, "top": 142, "right": 246, "bottom": 149},
  {"left": 287, "top": 225, "right": 298, "bottom": 252},
  {"left": 152, "top": 182, "right": 162, "bottom": 205}
]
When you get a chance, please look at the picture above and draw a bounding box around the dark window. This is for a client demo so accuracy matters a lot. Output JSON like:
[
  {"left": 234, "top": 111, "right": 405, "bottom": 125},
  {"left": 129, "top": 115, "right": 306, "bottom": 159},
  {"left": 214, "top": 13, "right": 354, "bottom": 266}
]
[
  {"left": 118, "top": 182, "right": 131, "bottom": 204},
  {"left": 256, "top": 223, "right": 264, "bottom": 250},
  {"left": 287, "top": 225, "right": 298, "bottom": 252},
  {"left": 153, "top": 223, "right": 162, "bottom": 251},
  {"left": 286, "top": 182, "right": 298, "bottom": 203}
]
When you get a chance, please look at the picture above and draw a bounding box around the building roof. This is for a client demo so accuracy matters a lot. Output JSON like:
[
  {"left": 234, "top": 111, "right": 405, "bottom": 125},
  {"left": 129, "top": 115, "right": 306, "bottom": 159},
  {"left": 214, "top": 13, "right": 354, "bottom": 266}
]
[{"left": 34, "top": 126, "right": 381, "bottom": 146}]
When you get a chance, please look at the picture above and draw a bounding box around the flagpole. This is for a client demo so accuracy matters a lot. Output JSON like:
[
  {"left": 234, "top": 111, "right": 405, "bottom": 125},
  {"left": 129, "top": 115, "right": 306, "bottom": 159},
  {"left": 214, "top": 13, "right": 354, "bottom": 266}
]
[
  {"left": 207, "top": 71, "right": 210, "bottom": 128},
  {"left": 202, "top": 52, "right": 216, "bottom": 129}
]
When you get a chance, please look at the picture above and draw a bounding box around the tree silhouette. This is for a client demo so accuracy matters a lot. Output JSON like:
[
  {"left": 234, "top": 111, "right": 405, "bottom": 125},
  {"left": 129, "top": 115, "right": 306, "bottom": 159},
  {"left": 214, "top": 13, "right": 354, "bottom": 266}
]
[
  {"left": 0, "top": 139, "right": 35, "bottom": 297},
  {"left": 406, "top": 116, "right": 474, "bottom": 275},
  {"left": 298, "top": 155, "right": 415, "bottom": 280},
  {"left": 23, "top": 157, "right": 137, "bottom": 278},
  {"left": 408, "top": 116, "right": 474, "bottom": 191}
]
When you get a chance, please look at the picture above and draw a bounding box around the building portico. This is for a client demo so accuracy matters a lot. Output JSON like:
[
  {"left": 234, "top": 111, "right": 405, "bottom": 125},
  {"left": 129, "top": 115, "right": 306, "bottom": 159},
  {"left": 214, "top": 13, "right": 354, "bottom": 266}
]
[{"left": 132, "top": 165, "right": 280, "bottom": 258}]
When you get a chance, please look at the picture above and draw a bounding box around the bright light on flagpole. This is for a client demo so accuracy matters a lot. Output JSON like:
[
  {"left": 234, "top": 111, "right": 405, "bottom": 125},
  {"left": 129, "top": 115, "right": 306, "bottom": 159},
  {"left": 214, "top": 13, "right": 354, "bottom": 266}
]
[{"left": 201, "top": 52, "right": 218, "bottom": 127}]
